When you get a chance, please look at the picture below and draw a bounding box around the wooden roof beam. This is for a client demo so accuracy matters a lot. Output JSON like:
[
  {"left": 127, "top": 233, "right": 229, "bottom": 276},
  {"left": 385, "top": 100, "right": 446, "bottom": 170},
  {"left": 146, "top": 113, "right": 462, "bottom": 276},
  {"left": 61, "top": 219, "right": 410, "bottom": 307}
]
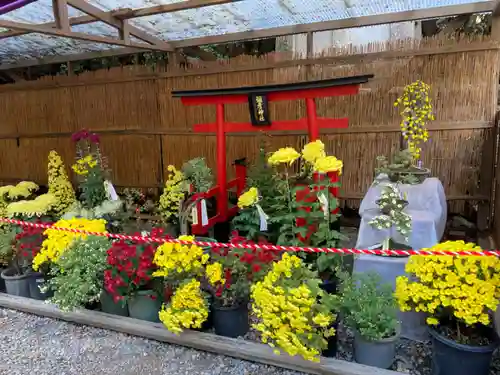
[
  {"left": 0, "top": 47, "right": 143, "bottom": 71},
  {"left": 0, "top": 0, "right": 241, "bottom": 40},
  {"left": 112, "top": 0, "right": 242, "bottom": 19},
  {"left": 172, "top": 1, "right": 496, "bottom": 47},
  {"left": 52, "top": 0, "right": 70, "bottom": 31},
  {"left": 66, "top": 0, "right": 171, "bottom": 49},
  {"left": 0, "top": 19, "right": 172, "bottom": 51}
]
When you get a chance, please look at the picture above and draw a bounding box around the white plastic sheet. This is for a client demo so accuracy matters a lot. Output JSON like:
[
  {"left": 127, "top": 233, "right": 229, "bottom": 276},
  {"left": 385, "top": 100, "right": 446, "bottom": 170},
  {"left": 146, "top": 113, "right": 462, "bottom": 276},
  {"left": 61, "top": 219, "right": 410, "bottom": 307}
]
[{"left": 355, "top": 175, "right": 447, "bottom": 250}]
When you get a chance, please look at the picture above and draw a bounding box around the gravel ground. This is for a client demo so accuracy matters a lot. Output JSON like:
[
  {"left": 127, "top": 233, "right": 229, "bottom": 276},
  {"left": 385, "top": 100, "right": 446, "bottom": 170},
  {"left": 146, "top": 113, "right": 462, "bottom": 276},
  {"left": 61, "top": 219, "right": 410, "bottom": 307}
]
[
  {"left": 0, "top": 308, "right": 304, "bottom": 375},
  {"left": 0, "top": 307, "right": 499, "bottom": 375}
]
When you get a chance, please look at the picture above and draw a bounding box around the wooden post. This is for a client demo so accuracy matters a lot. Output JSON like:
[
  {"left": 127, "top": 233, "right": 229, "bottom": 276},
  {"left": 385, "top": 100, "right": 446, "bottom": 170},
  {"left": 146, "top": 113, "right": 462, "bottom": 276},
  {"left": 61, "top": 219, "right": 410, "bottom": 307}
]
[
  {"left": 479, "top": 13, "right": 500, "bottom": 233},
  {"left": 306, "top": 31, "right": 313, "bottom": 79}
]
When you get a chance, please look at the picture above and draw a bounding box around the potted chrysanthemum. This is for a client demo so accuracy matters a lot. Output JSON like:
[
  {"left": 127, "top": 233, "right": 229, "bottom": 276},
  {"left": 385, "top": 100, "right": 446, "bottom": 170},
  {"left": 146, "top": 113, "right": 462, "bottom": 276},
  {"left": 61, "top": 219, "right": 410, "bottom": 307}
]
[
  {"left": 104, "top": 229, "right": 167, "bottom": 321},
  {"left": 266, "top": 141, "right": 350, "bottom": 298},
  {"left": 152, "top": 235, "right": 211, "bottom": 332},
  {"left": 251, "top": 253, "right": 338, "bottom": 362},
  {"left": 395, "top": 240, "right": 500, "bottom": 375},
  {"left": 338, "top": 272, "right": 400, "bottom": 369},
  {"left": 29, "top": 217, "right": 107, "bottom": 302},
  {"left": 205, "top": 230, "right": 276, "bottom": 338},
  {"left": 368, "top": 182, "right": 412, "bottom": 253}
]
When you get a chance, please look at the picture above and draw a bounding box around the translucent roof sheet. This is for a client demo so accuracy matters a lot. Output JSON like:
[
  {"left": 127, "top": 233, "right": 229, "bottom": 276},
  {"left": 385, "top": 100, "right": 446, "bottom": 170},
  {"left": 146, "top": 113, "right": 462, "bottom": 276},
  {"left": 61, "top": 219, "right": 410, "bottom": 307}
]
[{"left": 0, "top": 0, "right": 495, "bottom": 64}]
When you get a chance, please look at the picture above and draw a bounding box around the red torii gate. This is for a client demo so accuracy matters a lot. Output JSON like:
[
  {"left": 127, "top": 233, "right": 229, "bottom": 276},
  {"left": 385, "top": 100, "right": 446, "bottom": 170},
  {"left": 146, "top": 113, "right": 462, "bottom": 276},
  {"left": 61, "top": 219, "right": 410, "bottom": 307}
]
[{"left": 172, "top": 74, "right": 374, "bottom": 235}]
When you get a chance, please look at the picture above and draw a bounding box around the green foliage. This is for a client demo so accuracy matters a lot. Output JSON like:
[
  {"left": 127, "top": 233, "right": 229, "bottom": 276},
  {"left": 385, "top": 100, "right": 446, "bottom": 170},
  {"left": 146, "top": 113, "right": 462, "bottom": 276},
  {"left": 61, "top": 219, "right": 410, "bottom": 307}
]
[
  {"left": 247, "top": 147, "right": 282, "bottom": 210},
  {"left": 80, "top": 165, "right": 108, "bottom": 209},
  {"left": 0, "top": 226, "right": 14, "bottom": 267},
  {"left": 369, "top": 183, "right": 412, "bottom": 249},
  {"left": 63, "top": 199, "right": 127, "bottom": 234},
  {"left": 46, "top": 236, "right": 110, "bottom": 311},
  {"left": 337, "top": 272, "right": 399, "bottom": 341},
  {"left": 375, "top": 150, "right": 423, "bottom": 185},
  {"left": 282, "top": 177, "right": 346, "bottom": 277},
  {"left": 232, "top": 207, "right": 262, "bottom": 241},
  {"left": 268, "top": 181, "right": 305, "bottom": 247},
  {"left": 232, "top": 147, "right": 283, "bottom": 242},
  {"left": 182, "top": 157, "right": 214, "bottom": 193}
]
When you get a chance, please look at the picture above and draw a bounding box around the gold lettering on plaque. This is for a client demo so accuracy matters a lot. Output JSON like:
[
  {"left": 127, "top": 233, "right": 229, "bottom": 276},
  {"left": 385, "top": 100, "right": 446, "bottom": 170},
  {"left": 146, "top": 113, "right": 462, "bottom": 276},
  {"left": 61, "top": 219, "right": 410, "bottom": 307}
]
[{"left": 255, "top": 96, "right": 265, "bottom": 122}]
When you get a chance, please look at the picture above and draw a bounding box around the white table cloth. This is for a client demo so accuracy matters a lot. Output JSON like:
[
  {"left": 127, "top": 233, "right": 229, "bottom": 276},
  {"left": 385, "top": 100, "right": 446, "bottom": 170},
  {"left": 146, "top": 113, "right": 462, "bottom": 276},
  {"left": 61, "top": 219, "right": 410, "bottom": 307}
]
[{"left": 355, "top": 175, "right": 447, "bottom": 250}]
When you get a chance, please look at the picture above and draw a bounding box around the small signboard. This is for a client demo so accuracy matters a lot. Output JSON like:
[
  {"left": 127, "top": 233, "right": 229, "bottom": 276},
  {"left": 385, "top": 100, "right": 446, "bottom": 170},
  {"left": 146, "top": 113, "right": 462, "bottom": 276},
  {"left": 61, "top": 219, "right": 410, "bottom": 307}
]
[{"left": 248, "top": 93, "right": 271, "bottom": 126}]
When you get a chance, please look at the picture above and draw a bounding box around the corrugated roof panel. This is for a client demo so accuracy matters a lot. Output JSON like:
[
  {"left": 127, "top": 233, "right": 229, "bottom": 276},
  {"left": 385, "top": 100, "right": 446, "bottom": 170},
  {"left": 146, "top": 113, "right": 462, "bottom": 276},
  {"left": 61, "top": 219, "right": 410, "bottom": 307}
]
[{"left": 0, "top": 0, "right": 494, "bottom": 64}]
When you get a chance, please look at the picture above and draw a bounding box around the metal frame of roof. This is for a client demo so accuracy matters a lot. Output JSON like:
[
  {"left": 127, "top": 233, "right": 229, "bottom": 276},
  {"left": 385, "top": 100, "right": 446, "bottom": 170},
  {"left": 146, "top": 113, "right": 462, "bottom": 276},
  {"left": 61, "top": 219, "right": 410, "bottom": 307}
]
[{"left": 0, "top": 0, "right": 498, "bottom": 70}]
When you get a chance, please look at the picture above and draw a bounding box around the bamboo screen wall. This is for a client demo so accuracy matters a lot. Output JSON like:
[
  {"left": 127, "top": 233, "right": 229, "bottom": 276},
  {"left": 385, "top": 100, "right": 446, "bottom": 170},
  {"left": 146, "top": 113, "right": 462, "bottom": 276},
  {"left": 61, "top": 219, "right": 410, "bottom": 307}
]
[{"left": 0, "top": 36, "right": 498, "bottom": 216}]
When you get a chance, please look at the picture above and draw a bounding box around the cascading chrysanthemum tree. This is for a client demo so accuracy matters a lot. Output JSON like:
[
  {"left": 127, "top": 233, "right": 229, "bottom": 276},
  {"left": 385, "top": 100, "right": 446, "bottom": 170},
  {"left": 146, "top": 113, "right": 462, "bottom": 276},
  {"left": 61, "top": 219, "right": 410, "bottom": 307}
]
[
  {"left": 47, "top": 150, "right": 76, "bottom": 216},
  {"left": 394, "top": 80, "right": 434, "bottom": 162},
  {"left": 368, "top": 183, "right": 412, "bottom": 251}
]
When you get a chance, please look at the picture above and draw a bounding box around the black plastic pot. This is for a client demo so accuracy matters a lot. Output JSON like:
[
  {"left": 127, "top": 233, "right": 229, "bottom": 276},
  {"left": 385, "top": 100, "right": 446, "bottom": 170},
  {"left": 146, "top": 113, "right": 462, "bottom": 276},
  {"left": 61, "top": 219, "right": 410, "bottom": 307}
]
[
  {"left": 212, "top": 302, "right": 249, "bottom": 338},
  {"left": 322, "top": 317, "right": 340, "bottom": 358},
  {"left": 0, "top": 267, "right": 6, "bottom": 292},
  {"left": 319, "top": 279, "right": 338, "bottom": 295},
  {"left": 429, "top": 326, "right": 499, "bottom": 375},
  {"left": 28, "top": 272, "right": 53, "bottom": 300},
  {"left": 1, "top": 268, "right": 30, "bottom": 297}
]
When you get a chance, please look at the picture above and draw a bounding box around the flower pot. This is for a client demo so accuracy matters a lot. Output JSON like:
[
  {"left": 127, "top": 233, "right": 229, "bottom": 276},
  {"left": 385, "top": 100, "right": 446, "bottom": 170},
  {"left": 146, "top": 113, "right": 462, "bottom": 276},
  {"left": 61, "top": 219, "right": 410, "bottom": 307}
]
[
  {"left": 429, "top": 326, "right": 499, "bottom": 375},
  {"left": 353, "top": 327, "right": 400, "bottom": 369},
  {"left": 321, "top": 317, "right": 340, "bottom": 358},
  {"left": 0, "top": 267, "right": 6, "bottom": 292},
  {"left": 319, "top": 279, "right": 338, "bottom": 295},
  {"left": 388, "top": 168, "right": 431, "bottom": 184},
  {"left": 199, "top": 294, "right": 213, "bottom": 331},
  {"left": 212, "top": 302, "right": 249, "bottom": 338},
  {"left": 28, "top": 272, "right": 53, "bottom": 300},
  {"left": 1, "top": 268, "right": 30, "bottom": 297},
  {"left": 128, "top": 290, "right": 161, "bottom": 322},
  {"left": 100, "top": 291, "right": 129, "bottom": 317}
]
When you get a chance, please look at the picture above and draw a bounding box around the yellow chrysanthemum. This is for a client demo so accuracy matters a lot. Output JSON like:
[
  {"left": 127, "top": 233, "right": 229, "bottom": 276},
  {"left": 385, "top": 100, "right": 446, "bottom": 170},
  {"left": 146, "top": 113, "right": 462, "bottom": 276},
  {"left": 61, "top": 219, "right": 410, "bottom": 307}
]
[
  {"left": 301, "top": 140, "right": 326, "bottom": 164},
  {"left": 268, "top": 148, "right": 300, "bottom": 166},
  {"left": 394, "top": 80, "right": 434, "bottom": 160},
  {"left": 152, "top": 239, "right": 208, "bottom": 278},
  {"left": 237, "top": 187, "right": 259, "bottom": 209},
  {"left": 395, "top": 240, "right": 500, "bottom": 328},
  {"left": 48, "top": 151, "right": 76, "bottom": 215},
  {"left": 159, "top": 165, "right": 186, "bottom": 222},
  {"left": 7, "top": 193, "right": 57, "bottom": 217},
  {"left": 206, "top": 262, "right": 225, "bottom": 285},
  {"left": 159, "top": 279, "right": 209, "bottom": 334},
  {"left": 313, "top": 156, "right": 343, "bottom": 175},
  {"left": 33, "top": 217, "right": 107, "bottom": 271},
  {"left": 251, "top": 253, "right": 336, "bottom": 362}
]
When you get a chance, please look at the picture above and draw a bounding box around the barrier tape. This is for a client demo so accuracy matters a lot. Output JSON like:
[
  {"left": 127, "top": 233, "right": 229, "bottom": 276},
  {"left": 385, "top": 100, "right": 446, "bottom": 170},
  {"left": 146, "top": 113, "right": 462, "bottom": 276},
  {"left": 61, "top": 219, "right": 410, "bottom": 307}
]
[{"left": 1, "top": 217, "right": 499, "bottom": 257}]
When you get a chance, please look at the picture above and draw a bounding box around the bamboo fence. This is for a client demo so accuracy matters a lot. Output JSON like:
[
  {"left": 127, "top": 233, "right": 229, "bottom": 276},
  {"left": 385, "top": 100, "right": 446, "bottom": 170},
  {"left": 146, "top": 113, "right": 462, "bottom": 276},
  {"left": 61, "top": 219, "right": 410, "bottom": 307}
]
[{"left": 0, "top": 35, "right": 498, "bottom": 216}]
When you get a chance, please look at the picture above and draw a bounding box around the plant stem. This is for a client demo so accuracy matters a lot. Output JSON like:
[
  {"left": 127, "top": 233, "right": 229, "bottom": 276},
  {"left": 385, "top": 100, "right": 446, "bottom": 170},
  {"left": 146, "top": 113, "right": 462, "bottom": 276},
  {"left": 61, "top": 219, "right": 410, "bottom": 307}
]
[
  {"left": 284, "top": 167, "right": 293, "bottom": 214},
  {"left": 382, "top": 237, "right": 390, "bottom": 251},
  {"left": 456, "top": 320, "right": 462, "bottom": 343}
]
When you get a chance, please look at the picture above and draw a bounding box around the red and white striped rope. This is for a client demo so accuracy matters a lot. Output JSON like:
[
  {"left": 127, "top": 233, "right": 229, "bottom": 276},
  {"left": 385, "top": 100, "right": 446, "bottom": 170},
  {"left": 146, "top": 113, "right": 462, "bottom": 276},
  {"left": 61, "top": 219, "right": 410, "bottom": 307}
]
[{"left": 1, "top": 217, "right": 499, "bottom": 257}]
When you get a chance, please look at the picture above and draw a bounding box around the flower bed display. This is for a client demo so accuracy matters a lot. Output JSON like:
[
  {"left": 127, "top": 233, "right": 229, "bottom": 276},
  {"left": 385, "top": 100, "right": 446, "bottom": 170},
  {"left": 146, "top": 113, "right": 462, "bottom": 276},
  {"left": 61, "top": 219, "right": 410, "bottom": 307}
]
[{"left": 0, "top": 127, "right": 497, "bottom": 375}]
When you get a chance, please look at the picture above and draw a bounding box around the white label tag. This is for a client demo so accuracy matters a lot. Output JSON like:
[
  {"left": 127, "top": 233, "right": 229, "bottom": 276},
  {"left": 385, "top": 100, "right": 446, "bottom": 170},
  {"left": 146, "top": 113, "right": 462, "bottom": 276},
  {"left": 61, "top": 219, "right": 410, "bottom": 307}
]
[
  {"left": 36, "top": 279, "right": 44, "bottom": 283},
  {"left": 200, "top": 199, "right": 208, "bottom": 226},
  {"left": 318, "top": 192, "right": 329, "bottom": 219},
  {"left": 256, "top": 204, "right": 269, "bottom": 232},
  {"left": 191, "top": 207, "right": 198, "bottom": 225},
  {"left": 104, "top": 180, "right": 119, "bottom": 201}
]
